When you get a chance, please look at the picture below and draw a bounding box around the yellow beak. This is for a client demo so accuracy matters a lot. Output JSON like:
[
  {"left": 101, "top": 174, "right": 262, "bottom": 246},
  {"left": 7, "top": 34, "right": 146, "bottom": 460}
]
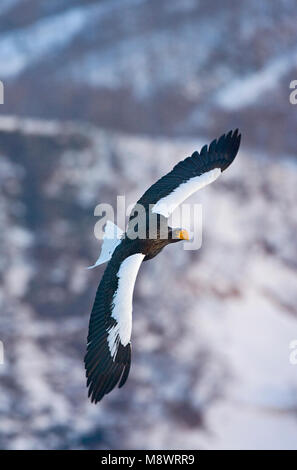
[{"left": 177, "top": 229, "right": 190, "bottom": 241}]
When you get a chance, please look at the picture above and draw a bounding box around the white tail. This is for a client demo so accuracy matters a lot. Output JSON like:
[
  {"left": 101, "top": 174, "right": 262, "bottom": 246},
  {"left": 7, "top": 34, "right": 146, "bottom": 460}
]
[{"left": 87, "top": 221, "right": 123, "bottom": 269}]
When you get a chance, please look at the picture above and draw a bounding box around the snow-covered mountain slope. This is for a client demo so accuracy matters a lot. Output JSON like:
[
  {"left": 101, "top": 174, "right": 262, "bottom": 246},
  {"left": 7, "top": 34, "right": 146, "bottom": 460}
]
[
  {"left": 0, "top": 0, "right": 296, "bottom": 153},
  {"left": 0, "top": 116, "right": 296, "bottom": 449}
]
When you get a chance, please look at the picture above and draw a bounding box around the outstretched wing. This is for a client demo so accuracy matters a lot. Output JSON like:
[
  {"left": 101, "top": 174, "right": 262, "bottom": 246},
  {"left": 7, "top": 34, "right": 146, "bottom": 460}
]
[
  {"left": 135, "top": 129, "right": 241, "bottom": 218},
  {"left": 85, "top": 243, "right": 145, "bottom": 403}
]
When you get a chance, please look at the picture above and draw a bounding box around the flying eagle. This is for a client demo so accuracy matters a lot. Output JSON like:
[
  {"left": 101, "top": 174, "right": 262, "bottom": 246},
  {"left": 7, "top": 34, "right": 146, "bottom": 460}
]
[{"left": 85, "top": 130, "right": 241, "bottom": 403}]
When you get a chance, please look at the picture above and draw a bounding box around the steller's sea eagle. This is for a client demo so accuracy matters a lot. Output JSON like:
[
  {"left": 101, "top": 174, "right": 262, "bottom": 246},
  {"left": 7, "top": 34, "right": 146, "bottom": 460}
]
[{"left": 85, "top": 130, "right": 241, "bottom": 403}]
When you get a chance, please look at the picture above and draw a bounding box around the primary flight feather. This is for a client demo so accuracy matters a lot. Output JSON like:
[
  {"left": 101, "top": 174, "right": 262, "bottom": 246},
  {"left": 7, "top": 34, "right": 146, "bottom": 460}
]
[{"left": 85, "top": 130, "right": 241, "bottom": 403}]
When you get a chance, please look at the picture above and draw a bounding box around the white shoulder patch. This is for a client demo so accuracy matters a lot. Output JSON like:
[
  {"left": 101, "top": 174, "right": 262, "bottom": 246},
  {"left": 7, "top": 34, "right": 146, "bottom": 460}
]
[
  {"left": 152, "top": 168, "right": 221, "bottom": 217},
  {"left": 87, "top": 221, "right": 123, "bottom": 269},
  {"left": 107, "top": 253, "right": 145, "bottom": 359}
]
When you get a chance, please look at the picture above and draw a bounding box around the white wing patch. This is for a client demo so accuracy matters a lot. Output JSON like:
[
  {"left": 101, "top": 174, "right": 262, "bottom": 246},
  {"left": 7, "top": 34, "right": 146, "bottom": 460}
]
[
  {"left": 152, "top": 168, "right": 221, "bottom": 218},
  {"left": 107, "top": 253, "right": 145, "bottom": 359},
  {"left": 87, "top": 221, "right": 123, "bottom": 269}
]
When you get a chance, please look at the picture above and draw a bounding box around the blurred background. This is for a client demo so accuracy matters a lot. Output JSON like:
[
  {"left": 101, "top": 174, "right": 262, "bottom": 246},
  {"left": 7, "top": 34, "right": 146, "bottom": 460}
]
[{"left": 0, "top": 0, "right": 297, "bottom": 450}]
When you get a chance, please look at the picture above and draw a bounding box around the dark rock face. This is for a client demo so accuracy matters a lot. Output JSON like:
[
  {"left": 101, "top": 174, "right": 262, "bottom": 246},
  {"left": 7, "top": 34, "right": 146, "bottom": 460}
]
[
  {"left": 0, "top": 0, "right": 297, "bottom": 153},
  {"left": 0, "top": 116, "right": 296, "bottom": 450},
  {"left": 0, "top": 0, "right": 297, "bottom": 450}
]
